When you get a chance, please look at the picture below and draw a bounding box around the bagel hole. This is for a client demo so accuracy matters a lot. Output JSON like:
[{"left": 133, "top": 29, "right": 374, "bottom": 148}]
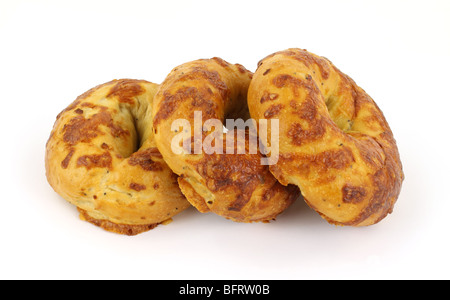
[
  {"left": 118, "top": 102, "right": 150, "bottom": 157},
  {"left": 132, "top": 116, "right": 142, "bottom": 153},
  {"left": 325, "top": 95, "right": 353, "bottom": 132},
  {"left": 325, "top": 94, "right": 339, "bottom": 116}
]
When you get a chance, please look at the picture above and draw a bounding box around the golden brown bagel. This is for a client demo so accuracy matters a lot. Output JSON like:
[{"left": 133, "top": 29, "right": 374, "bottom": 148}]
[
  {"left": 152, "top": 58, "right": 299, "bottom": 222},
  {"left": 45, "top": 79, "right": 190, "bottom": 235},
  {"left": 248, "top": 48, "right": 404, "bottom": 226}
]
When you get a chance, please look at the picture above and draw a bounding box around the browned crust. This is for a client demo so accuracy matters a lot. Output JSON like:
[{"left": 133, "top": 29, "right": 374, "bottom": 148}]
[
  {"left": 258, "top": 48, "right": 331, "bottom": 79},
  {"left": 76, "top": 151, "right": 113, "bottom": 170},
  {"left": 177, "top": 176, "right": 210, "bottom": 213},
  {"left": 153, "top": 85, "right": 221, "bottom": 128},
  {"left": 153, "top": 58, "right": 299, "bottom": 223},
  {"left": 192, "top": 134, "right": 267, "bottom": 213},
  {"left": 106, "top": 79, "right": 146, "bottom": 104},
  {"left": 46, "top": 79, "right": 190, "bottom": 235},
  {"left": 260, "top": 91, "right": 279, "bottom": 103},
  {"left": 128, "top": 147, "right": 164, "bottom": 171},
  {"left": 264, "top": 104, "right": 284, "bottom": 118},
  {"left": 55, "top": 80, "right": 118, "bottom": 120},
  {"left": 78, "top": 208, "right": 159, "bottom": 236},
  {"left": 129, "top": 182, "right": 147, "bottom": 191},
  {"left": 61, "top": 148, "right": 75, "bottom": 169},
  {"left": 250, "top": 48, "right": 404, "bottom": 226},
  {"left": 62, "top": 106, "right": 129, "bottom": 146}
]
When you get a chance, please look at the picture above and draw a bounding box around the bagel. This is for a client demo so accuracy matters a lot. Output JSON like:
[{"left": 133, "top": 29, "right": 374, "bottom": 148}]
[
  {"left": 248, "top": 48, "right": 404, "bottom": 226},
  {"left": 152, "top": 58, "right": 299, "bottom": 222},
  {"left": 45, "top": 79, "right": 190, "bottom": 235}
]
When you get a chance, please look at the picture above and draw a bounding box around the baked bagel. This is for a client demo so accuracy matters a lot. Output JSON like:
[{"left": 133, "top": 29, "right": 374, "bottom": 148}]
[
  {"left": 248, "top": 48, "right": 404, "bottom": 226},
  {"left": 45, "top": 79, "right": 190, "bottom": 235},
  {"left": 152, "top": 58, "right": 299, "bottom": 222}
]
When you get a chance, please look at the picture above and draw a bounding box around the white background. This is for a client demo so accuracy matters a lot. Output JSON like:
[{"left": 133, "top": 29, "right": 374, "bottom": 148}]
[{"left": 1, "top": 0, "right": 449, "bottom": 280}]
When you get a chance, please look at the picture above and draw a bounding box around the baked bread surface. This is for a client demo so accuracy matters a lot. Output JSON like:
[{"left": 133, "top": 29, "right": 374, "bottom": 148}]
[
  {"left": 248, "top": 49, "right": 404, "bottom": 226},
  {"left": 45, "top": 79, "right": 190, "bottom": 235},
  {"left": 152, "top": 58, "right": 299, "bottom": 222}
]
